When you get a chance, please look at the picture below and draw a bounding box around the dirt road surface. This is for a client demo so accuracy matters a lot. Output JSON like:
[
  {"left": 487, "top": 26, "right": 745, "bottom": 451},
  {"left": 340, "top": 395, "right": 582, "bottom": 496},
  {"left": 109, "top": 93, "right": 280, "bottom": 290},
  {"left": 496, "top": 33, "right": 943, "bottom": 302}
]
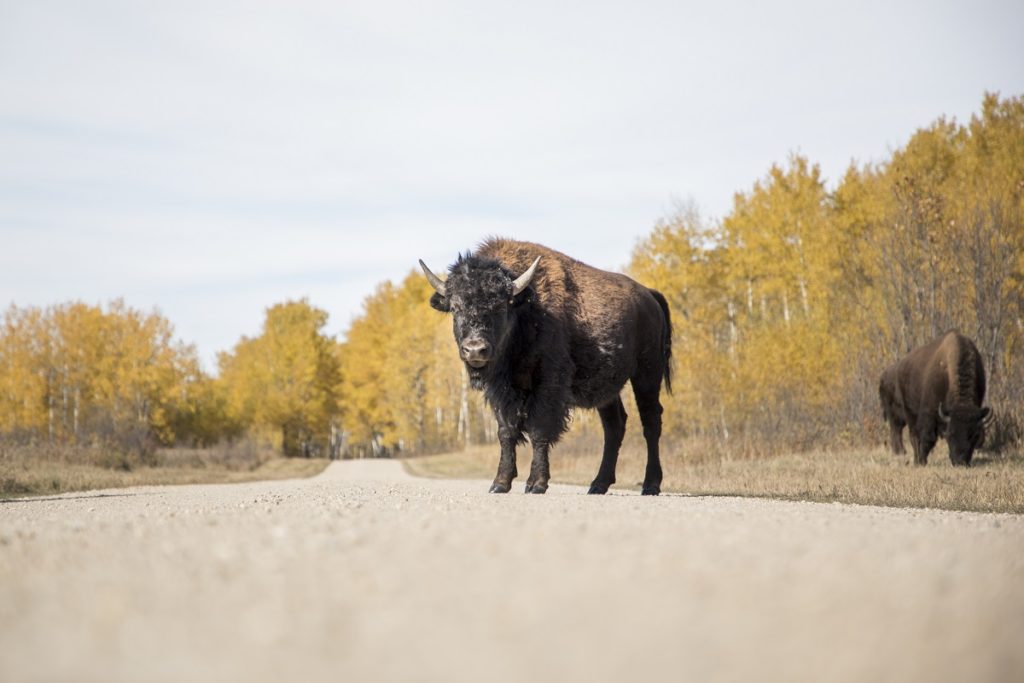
[{"left": 2, "top": 459, "right": 1023, "bottom": 682}]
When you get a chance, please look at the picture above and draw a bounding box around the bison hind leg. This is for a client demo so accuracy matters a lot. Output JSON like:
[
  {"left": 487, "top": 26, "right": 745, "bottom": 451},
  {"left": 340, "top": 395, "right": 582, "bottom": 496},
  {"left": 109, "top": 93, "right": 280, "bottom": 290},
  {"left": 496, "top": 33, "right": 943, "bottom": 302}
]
[
  {"left": 588, "top": 397, "right": 628, "bottom": 495},
  {"left": 631, "top": 381, "right": 664, "bottom": 496}
]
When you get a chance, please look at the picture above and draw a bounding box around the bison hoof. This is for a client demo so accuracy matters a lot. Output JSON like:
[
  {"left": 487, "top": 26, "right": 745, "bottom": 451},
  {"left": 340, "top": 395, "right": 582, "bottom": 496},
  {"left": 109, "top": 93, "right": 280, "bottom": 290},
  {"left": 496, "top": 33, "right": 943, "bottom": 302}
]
[
  {"left": 587, "top": 483, "right": 610, "bottom": 495},
  {"left": 489, "top": 483, "right": 511, "bottom": 494},
  {"left": 525, "top": 483, "right": 548, "bottom": 494},
  {"left": 641, "top": 483, "right": 661, "bottom": 496}
]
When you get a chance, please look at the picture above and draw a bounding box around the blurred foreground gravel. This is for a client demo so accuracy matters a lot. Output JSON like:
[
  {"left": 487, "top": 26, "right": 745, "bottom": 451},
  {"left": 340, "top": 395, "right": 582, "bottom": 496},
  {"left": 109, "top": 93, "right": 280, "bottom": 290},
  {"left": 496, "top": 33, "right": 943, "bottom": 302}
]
[{"left": 2, "top": 459, "right": 1023, "bottom": 682}]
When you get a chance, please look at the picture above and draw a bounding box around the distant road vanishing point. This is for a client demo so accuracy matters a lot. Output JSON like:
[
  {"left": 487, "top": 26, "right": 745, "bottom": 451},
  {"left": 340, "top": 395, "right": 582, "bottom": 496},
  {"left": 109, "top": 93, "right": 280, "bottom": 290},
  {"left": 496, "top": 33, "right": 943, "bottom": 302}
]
[{"left": 2, "top": 459, "right": 1022, "bottom": 682}]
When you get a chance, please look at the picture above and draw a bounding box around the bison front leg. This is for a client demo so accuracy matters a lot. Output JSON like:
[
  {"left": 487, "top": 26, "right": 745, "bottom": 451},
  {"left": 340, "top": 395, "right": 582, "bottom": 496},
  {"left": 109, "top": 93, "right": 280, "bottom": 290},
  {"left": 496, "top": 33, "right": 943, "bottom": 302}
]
[
  {"left": 521, "top": 376, "right": 571, "bottom": 494},
  {"left": 910, "top": 422, "right": 937, "bottom": 466},
  {"left": 919, "top": 430, "right": 938, "bottom": 466},
  {"left": 489, "top": 412, "right": 519, "bottom": 494},
  {"left": 908, "top": 429, "right": 924, "bottom": 465},
  {"left": 524, "top": 440, "right": 551, "bottom": 494},
  {"left": 889, "top": 419, "right": 906, "bottom": 455}
]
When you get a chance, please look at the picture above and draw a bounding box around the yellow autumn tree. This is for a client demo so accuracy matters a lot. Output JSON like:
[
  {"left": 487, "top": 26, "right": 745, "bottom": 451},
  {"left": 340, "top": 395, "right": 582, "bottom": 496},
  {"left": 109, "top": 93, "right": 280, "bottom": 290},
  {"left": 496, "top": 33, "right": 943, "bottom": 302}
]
[
  {"left": 338, "top": 282, "right": 400, "bottom": 454},
  {"left": 626, "top": 92, "right": 1024, "bottom": 455},
  {"left": 0, "top": 300, "right": 208, "bottom": 455},
  {"left": 0, "top": 305, "right": 49, "bottom": 435},
  {"left": 217, "top": 299, "right": 341, "bottom": 456},
  {"left": 338, "top": 271, "right": 493, "bottom": 456}
]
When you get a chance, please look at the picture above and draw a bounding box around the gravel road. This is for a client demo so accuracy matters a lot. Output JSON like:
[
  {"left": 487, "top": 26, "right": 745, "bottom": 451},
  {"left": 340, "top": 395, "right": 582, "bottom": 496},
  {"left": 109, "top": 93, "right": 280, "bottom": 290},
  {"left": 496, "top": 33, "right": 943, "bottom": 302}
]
[{"left": 2, "top": 459, "right": 1023, "bottom": 682}]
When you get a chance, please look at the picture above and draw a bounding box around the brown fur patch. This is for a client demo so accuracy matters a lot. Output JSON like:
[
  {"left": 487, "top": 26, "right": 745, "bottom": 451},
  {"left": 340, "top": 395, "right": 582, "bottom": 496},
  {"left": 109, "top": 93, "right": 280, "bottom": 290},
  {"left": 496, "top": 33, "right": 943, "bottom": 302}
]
[{"left": 476, "top": 237, "right": 648, "bottom": 331}]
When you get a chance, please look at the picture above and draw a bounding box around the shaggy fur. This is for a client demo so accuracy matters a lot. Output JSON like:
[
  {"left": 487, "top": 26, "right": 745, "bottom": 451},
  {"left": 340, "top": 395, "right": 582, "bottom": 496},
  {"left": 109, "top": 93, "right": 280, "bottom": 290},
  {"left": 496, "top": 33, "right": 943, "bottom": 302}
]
[
  {"left": 425, "top": 237, "right": 672, "bottom": 495},
  {"left": 879, "top": 330, "right": 990, "bottom": 466}
]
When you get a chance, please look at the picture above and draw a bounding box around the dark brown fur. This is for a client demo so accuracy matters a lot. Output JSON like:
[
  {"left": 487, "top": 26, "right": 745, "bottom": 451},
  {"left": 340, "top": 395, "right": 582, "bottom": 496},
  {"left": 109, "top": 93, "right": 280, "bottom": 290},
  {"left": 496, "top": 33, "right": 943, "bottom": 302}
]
[
  {"left": 879, "top": 363, "right": 905, "bottom": 455},
  {"left": 425, "top": 238, "right": 672, "bottom": 494},
  {"left": 476, "top": 238, "right": 672, "bottom": 409},
  {"left": 879, "top": 331, "right": 990, "bottom": 466}
]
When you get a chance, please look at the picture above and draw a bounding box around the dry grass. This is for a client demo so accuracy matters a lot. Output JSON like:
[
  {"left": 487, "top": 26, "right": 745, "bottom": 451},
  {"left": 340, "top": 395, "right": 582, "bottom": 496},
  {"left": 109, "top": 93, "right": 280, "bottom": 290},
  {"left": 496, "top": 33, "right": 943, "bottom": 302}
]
[
  {"left": 0, "top": 442, "right": 330, "bottom": 499},
  {"left": 403, "top": 442, "right": 1024, "bottom": 514},
  {"left": 402, "top": 445, "right": 499, "bottom": 481}
]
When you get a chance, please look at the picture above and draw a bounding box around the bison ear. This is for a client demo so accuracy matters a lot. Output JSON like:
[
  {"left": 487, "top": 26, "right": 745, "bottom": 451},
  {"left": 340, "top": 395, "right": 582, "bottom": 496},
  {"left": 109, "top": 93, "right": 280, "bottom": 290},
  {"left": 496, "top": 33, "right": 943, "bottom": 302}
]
[{"left": 429, "top": 292, "right": 450, "bottom": 312}]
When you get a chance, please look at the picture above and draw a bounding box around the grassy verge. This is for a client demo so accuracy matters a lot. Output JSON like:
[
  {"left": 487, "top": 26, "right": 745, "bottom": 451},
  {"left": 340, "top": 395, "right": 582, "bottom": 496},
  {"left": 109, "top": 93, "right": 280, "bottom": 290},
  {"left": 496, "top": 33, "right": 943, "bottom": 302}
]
[
  {"left": 403, "top": 444, "right": 1024, "bottom": 514},
  {"left": 1, "top": 445, "right": 330, "bottom": 499}
]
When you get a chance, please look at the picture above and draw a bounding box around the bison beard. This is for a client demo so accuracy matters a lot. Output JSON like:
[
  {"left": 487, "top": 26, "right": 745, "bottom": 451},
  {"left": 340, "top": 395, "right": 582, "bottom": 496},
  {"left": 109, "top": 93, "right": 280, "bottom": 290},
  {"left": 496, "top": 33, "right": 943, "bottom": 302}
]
[
  {"left": 421, "top": 238, "right": 673, "bottom": 495},
  {"left": 879, "top": 330, "right": 992, "bottom": 466}
]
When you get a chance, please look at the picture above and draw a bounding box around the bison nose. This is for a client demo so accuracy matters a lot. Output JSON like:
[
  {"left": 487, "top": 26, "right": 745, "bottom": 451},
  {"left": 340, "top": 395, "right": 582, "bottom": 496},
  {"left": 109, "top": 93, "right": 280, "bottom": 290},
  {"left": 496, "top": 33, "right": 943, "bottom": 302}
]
[{"left": 461, "top": 339, "right": 491, "bottom": 363}]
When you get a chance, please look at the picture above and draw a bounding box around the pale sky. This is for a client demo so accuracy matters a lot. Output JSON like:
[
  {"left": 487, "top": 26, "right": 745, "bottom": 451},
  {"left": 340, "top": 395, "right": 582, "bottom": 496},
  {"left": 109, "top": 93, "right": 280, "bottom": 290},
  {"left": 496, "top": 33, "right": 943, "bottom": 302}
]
[{"left": 2, "top": 0, "right": 1022, "bottom": 370}]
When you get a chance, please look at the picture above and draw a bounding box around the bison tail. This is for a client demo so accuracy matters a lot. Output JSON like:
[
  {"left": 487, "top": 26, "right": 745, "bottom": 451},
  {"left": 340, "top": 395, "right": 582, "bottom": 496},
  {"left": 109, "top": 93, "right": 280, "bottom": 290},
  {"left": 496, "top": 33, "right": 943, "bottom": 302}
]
[{"left": 649, "top": 288, "right": 673, "bottom": 395}]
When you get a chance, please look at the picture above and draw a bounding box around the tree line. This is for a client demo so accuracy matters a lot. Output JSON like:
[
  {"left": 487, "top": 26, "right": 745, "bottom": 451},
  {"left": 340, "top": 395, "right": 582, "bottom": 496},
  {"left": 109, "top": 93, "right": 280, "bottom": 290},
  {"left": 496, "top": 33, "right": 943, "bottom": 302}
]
[
  {"left": 0, "top": 300, "right": 210, "bottom": 458},
  {"left": 630, "top": 93, "right": 1023, "bottom": 453},
  {"left": 1, "top": 93, "right": 1021, "bottom": 459}
]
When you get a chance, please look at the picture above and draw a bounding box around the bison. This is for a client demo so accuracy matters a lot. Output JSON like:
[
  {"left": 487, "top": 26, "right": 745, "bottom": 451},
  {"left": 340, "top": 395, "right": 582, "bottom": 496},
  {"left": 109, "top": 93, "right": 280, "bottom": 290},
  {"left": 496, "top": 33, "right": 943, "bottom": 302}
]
[
  {"left": 420, "top": 238, "right": 672, "bottom": 495},
  {"left": 879, "top": 330, "right": 991, "bottom": 466}
]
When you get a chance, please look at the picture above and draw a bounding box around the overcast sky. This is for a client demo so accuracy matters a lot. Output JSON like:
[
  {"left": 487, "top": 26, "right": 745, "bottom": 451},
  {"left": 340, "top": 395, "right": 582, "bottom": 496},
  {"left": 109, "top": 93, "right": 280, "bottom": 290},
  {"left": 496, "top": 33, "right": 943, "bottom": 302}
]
[{"left": 2, "top": 0, "right": 1022, "bottom": 370}]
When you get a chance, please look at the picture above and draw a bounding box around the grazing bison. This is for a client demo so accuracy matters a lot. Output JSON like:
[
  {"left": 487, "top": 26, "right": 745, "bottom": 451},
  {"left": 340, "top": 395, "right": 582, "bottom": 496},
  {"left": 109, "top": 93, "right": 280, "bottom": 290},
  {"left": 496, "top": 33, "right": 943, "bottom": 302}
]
[
  {"left": 420, "top": 238, "right": 672, "bottom": 495},
  {"left": 879, "top": 331, "right": 991, "bottom": 466}
]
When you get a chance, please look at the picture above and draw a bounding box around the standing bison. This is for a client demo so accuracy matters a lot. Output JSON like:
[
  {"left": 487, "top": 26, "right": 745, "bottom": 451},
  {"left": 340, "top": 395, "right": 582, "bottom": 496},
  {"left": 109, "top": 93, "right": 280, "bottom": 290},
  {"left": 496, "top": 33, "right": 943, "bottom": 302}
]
[
  {"left": 420, "top": 238, "right": 672, "bottom": 495},
  {"left": 879, "top": 331, "right": 991, "bottom": 466}
]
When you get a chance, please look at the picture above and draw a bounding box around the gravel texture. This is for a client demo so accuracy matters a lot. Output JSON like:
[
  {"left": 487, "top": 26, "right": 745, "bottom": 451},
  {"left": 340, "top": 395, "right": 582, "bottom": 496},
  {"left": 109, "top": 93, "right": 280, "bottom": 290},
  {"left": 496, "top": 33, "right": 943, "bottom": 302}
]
[{"left": 2, "top": 459, "right": 1023, "bottom": 682}]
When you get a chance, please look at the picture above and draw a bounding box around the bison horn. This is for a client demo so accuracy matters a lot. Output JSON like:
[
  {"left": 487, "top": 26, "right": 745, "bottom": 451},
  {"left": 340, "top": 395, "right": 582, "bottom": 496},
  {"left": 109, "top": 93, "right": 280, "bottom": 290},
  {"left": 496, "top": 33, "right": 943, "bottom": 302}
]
[
  {"left": 981, "top": 407, "right": 993, "bottom": 426},
  {"left": 512, "top": 256, "right": 542, "bottom": 296},
  {"left": 418, "top": 259, "right": 446, "bottom": 297},
  {"left": 937, "top": 403, "right": 951, "bottom": 424}
]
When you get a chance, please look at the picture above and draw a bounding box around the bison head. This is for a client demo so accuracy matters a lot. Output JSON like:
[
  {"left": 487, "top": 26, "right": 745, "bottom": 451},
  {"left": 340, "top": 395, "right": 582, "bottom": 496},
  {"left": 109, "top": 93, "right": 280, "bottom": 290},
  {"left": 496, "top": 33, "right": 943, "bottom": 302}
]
[
  {"left": 419, "top": 254, "right": 540, "bottom": 383},
  {"left": 938, "top": 403, "right": 992, "bottom": 466}
]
